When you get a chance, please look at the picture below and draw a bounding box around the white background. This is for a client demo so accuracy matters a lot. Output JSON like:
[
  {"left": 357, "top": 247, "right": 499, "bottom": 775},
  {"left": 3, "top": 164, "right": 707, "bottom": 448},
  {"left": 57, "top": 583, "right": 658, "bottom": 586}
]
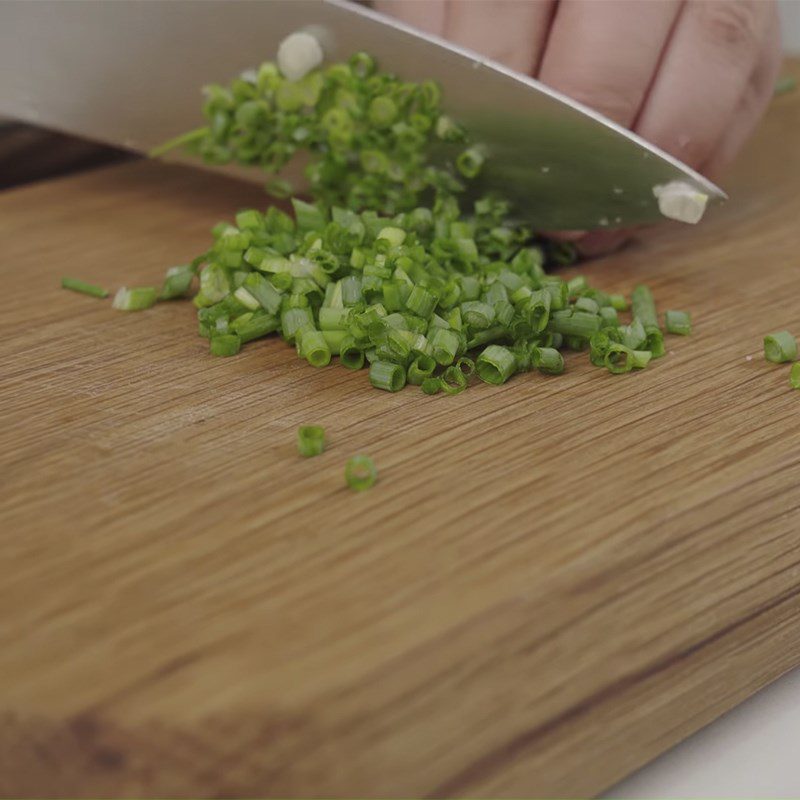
[{"left": 606, "top": 668, "right": 800, "bottom": 797}]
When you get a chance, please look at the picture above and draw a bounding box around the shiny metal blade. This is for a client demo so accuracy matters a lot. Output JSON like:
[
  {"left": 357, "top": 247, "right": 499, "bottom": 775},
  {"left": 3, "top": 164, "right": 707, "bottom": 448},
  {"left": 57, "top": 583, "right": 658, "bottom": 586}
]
[{"left": 0, "top": 0, "right": 725, "bottom": 229}]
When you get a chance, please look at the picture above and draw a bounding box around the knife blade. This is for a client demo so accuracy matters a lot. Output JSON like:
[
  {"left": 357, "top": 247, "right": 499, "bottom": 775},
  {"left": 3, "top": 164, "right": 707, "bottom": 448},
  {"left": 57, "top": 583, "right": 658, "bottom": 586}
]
[{"left": 0, "top": 0, "right": 725, "bottom": 229}]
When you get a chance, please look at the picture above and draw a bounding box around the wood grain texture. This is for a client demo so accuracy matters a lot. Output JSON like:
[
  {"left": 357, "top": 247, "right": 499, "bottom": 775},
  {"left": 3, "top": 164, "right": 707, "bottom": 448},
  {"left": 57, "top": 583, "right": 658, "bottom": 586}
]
[{"left": 2, "top": 63, "right": 800, "bottom": 798}]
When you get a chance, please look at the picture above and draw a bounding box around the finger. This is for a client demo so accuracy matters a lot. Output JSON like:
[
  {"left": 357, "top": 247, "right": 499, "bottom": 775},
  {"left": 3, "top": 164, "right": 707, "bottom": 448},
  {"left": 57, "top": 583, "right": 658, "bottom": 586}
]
[
  {"left": 701, "top": 9, "right": 783, "bottom": 179},
  {"left": 373, "top": 1, "right": 447, "bottom": 37},
  {"left": 444, "top": 0, "right": 556, "bottom": 75},
  {"left": 634, "top": 0, "right": 775, "bottom": 169},
  {"left": 537, "top": 0, "right": 682, "bottom": 127}
]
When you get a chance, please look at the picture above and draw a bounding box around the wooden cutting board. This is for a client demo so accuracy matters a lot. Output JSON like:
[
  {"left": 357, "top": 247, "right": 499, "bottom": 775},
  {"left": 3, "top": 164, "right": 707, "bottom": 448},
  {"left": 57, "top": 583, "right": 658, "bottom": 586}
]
[{"left": 2, "top": 65, "right": 800, "bottom": 798}]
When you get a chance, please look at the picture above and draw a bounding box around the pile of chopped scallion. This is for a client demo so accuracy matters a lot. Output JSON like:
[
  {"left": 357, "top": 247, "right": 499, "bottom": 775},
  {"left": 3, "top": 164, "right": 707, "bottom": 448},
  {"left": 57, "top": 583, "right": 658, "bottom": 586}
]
[{"left": 66, "top": 39, "right": 695, "bottom": 394}]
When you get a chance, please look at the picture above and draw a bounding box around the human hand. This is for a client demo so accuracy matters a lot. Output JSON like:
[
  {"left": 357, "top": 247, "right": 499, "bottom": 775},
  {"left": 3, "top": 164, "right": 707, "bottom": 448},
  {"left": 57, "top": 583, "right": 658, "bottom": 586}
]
[{"left": 374, "top": 0, "right": 783, "bottom": 252}]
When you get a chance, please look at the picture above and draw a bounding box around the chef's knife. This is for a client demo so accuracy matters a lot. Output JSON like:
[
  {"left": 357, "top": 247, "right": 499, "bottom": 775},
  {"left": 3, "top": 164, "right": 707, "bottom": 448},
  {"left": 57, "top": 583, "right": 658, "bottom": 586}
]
[{"left": 0, "top": 0, "right": 725, "bottom": 229}]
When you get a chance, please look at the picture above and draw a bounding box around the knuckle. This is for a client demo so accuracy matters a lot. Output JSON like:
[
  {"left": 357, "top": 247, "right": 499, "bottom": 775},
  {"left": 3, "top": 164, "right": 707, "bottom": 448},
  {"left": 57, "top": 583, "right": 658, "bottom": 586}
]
[
  {"left": 697, "top": 0, "right": 763, "bottom": 52},
  {"left": 566, "top": 82, "right": 644, "bottom": 127}
]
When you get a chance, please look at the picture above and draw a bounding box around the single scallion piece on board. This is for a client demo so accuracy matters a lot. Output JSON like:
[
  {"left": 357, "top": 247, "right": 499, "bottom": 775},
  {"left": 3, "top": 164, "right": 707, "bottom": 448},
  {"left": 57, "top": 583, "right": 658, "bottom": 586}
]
[
  {"left": 297, "top": 424, "right": 326, "bottom": 457},
  {"left": 665, "top": 310, "right": 692, "bottom": 336},
  {"left": 790, "top": 362, "right": 800, "bottom": 390},
  {"left": 61, "top": 277, "right": 109, "bottom": 299},
  {"left": 764, "top": 331, "right": 798, "bottom": 363},
  {"left": 345, "top": 455, "right": 377, "bottom": 491},
  {"left": 112, "top": 286, "right": 158, "bottom": 311}
]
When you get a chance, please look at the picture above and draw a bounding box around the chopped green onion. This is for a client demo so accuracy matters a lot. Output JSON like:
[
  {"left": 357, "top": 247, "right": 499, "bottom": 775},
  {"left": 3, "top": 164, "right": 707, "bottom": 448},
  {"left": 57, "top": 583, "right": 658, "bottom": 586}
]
[
  {"left": 476, "top": 345, "right": 516, "bottom": 385},
  {"left": 265, "top": 177, "right": 293, "bottom": 198},
  {"left": 604, "top": 344, "right": 633, "bottom": 374},
  {"left": 589, "top": 331, "right": 611, "bottom": 367},
  {"left": 524, "top": 290, "right": 551, "bottom": 333},
  {"left": 112, "top": 286, "right": 158, "bottom": 311},
  {"left": 234, "top": 286, "right": 260, "bottom": 311},
  {"left": 599, "top": 306, "right": 619, "bottom": 328},
  {"left": 630, "top": 350, "right": 652, "bottom": 370},
  {"left": 609, "top": 294, "right": 628, "bottom": 312},
  {"left": 210, "top": 333, "right": 242, "bottom": 357},
  {"left": 61, "top": 277, "right": 109, "bottom": 299},
  {"left": 567, "top": 275, "right": 588, "bottom": 294},
  {"left": 764, "top": 331, "right": 798, "bottom": 363},
  {"left": 550, "top": 310, "right": 601, "bottom": 338},
  {"left": 421, "top": 376, "right": 442, "bottom": 395},
  {"left": 281, "top": 307, "right": 314, "bottom": 340},
  {"left": 790, "top": 362, "right": 800, "bottom": 390},
  {"left": 621, "top": 319, "right": 647, "bottom": 350},
  {"left": 376, "top": 226, "right": 406, "bottom": 248},
  {"left": 301, "top": 329, "right": 332, "bottom": 367},
  {"left": 291, "top": 198, "right": 326, "bottom": 232},
  {"left": 276, "top": 30, "right": 324, "bottom": 81},
  {"left": 319, "top": 307, "right": 352, "bottom": 331},
  {"left": 461, "top": 301, "right": 495, "bottom": 330},
  {"left": 340, "top": 335, "right": 365, "bottom": 370},
  {"left": 345, "top": 455, "right": 377, "bottom": 491},
  {"left": 408, "top": 354, "right": 436, "bottom": 385},
  {"left": 440, "top": 365, "right": 468, "bottom": 394},
  {"left": 456, "top": 147, "right": 485, "bottom": 178},
  {"left": 645, "top": 326, "right": 666, "bottom": 358},
  {"left": 430, "top": 328, "right": 461, "bottom": 366},
  {"left": 631, "top": 284, "right": 659, "bottom": 330},
  {"left": 243, "top": 272, "right": 283, "bottom": 314},
  {"left": 142, "top": 44, "right": 690, "bottom": 400},
  {"left": 368, "top": 96, "right": 398, "bottom": 127},
  {"left": 369, "top": 360, "right": 406, "bottom": 392},
  {"left": 148, "top": 125, "right": 208, "bottom": 158},
  {"left": 564, "top": 335, "right": 588, "bottom": 351},
  {"left": 406, "top": 285, "right": 437, "bottom": 318},
  {"left": 456, "top": 357, "right": 475, "bottom": 377},
  {"left": 531, "top": 347, "right": 564, "bottom": 375},
  {"left": 160, "top": 265, "right": 194, "bottom": 300},
  {"left": 574, "top": 296, "right": 599, "bottom": 315},
  {"left": 774, "top": 76, "right": 797, "bottom": 97},
  {"left": 665, "top": 310, "right": 692, "bottom": 336},
  {"left": 297, "top": 424, "right": 325, "bottom": 457},
  {"left": 232, "top": 311, "right": 279, "bottom": 342}
]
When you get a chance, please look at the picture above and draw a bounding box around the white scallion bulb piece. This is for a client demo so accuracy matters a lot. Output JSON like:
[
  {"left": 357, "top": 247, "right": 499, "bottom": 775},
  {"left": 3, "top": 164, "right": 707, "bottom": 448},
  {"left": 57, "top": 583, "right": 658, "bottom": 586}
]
[
  {"left": 277, "top": 31, "right": 324, "bottom": 82},
  {"left": 653, "top": 181, "right": 709, "bottom": 224}
]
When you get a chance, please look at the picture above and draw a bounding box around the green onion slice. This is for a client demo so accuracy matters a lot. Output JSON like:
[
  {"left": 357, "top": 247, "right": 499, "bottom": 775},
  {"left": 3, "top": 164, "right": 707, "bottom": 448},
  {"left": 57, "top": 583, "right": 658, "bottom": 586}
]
[
  {"left": 297, "top": 425, "right": 325, "bottom": 457},
  {"left": 345, "top": 455, "right": 377, "bottom": 491},
  {"left": 61, "top": 277, "right": 109, "bottom": 299}
]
